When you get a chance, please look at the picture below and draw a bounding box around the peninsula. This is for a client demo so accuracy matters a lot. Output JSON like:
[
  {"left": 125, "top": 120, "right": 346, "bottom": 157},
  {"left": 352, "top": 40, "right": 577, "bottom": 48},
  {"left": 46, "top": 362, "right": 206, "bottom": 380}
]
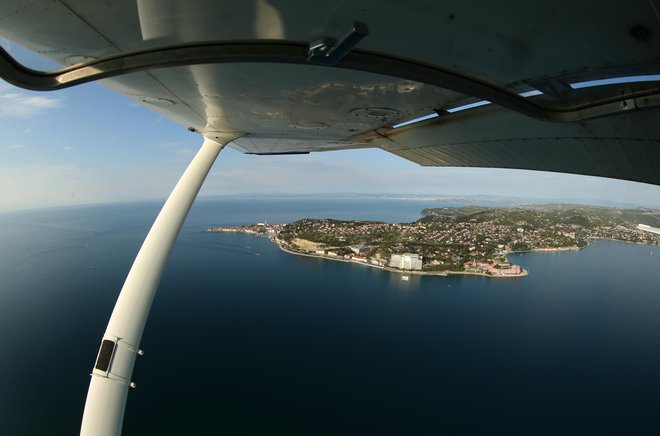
[{"left": 208, "top": 205, "right": 660, "bottom": 278}]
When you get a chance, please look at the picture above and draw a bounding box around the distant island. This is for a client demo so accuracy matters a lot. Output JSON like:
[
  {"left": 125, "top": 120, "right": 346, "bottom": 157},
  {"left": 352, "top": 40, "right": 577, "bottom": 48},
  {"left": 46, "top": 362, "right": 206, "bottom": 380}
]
[{"left": 208, "top": 205, "right": 660, "bottom": 278}]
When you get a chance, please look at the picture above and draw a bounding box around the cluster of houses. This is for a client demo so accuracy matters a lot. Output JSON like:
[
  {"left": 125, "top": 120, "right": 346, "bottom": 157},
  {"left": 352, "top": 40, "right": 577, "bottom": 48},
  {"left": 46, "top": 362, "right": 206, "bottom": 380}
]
[
  {"left": 463, "top": 261, "right": 523, "bottom": 276},
  {"left": 311, "top": 244, "right": 392, "bottom": 267},
  {"left": 311, "top": 245, "right": 424, "bottom": 271}
]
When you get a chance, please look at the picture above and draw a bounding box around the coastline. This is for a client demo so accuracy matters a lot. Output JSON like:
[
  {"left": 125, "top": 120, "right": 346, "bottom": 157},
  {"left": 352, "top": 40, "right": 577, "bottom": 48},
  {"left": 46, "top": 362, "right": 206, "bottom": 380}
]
[
  {"left": 506, "top": 237, "right": 659, "bottom": 257},
  {"left": 210, "top": 220, "right": 658, "bottom": 280},
  {"left": 286, "top": 238, "right": 656, "bottom": 278},
  {"left": 207, "top": 205, "right": 660, "bottom": 281},
  {"left": 586, "top": 236, "right": 659, "bottom": 246},
  {"left": 275, "top": 239, "right": 528, "bottom": 278},
  {"left": 506, "top": 245, "right": 583, "bottom": 255}
]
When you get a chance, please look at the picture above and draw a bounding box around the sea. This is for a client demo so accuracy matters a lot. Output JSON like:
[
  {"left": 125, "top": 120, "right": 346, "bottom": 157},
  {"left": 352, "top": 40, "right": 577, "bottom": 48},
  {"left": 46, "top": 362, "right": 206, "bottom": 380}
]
[{"left": 1, "top": 198, "right": 659, "bottom": 435}]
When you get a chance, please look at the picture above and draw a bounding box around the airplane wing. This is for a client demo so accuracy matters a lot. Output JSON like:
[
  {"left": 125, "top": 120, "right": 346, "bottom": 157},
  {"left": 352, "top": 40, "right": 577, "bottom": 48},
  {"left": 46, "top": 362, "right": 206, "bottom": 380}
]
[{"left": 1, "top": 0, "right": 659, "bottom": 184}]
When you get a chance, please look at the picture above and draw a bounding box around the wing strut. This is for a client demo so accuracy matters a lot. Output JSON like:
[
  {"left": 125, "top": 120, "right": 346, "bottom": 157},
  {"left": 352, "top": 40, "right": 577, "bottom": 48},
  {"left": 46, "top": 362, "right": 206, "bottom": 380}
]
[{"left": 80, "top": 135, "right": 237, "bottom": 436}]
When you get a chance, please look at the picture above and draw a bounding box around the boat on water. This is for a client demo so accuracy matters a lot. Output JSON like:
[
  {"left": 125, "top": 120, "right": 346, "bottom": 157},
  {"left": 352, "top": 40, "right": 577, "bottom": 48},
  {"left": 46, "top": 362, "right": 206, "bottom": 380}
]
[{"left": 401, "top": 276, "right": 409, "bottom": 281}]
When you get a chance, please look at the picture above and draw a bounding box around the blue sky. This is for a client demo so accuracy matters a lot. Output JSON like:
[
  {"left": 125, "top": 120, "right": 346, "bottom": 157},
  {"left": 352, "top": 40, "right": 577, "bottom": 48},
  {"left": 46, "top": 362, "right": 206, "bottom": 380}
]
[{"left": 1, "top": 41, "right": 659, "bottom": 212}]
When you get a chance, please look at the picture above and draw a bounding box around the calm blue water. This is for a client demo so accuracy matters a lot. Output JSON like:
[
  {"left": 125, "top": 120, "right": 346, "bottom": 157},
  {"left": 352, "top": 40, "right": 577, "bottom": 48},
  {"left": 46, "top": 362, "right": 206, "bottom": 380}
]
[{"left": 1, "top": 199, "right": 659, "bottom": 435}]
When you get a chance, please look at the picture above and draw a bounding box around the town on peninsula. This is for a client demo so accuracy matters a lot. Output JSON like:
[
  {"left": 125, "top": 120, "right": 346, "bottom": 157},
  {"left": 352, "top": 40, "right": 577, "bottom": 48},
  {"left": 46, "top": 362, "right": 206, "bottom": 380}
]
[{"left": 208, "top": 205, "right": 660, "bottom": 278}]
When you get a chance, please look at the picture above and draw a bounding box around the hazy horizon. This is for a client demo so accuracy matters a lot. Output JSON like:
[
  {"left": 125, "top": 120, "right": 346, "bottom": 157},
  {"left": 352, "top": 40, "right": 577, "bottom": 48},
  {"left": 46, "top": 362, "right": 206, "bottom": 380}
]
[
  {"left": 2, "top": 40, "right": 659, "bottom": 214},
  {"left": 2, "top": 191, "right": 659, "bottom": 217}
]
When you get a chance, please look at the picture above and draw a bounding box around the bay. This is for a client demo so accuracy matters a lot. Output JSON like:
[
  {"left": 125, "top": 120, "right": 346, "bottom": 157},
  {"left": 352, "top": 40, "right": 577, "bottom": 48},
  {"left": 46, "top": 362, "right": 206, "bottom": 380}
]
[{"left": 1, "top": 198, "right": 659, "bottom": 435}]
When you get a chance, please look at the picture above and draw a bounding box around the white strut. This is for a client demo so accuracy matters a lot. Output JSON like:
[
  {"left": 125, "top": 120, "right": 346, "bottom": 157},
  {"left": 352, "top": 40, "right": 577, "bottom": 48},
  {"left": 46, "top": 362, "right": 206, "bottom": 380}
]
[{"left": 80, "top": 136, "right": 236, "bottom": 436}]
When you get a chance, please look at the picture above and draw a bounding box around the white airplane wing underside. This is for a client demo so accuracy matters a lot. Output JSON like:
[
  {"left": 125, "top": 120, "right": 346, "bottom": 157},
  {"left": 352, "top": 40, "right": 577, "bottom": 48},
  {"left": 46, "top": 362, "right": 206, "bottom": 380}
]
[{"left": 1, "top": 0, "right": 659, "bottom": 184}]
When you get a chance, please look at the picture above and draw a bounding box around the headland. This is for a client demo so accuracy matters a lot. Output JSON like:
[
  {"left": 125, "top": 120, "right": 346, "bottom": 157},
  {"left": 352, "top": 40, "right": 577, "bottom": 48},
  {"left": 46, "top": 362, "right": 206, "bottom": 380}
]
[{"left": 208, "top": 205, "right": 660, "bottom": 278}]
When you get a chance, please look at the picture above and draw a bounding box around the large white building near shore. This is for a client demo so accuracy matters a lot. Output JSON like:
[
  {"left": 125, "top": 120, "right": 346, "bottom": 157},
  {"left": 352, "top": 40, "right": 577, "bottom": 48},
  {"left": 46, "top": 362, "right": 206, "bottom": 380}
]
[
  {"left": 638, "top": 224, "right": 660, "bottom": 235},
  {"left": 389, "top": 253, "right": 423, "bottom": 270}
]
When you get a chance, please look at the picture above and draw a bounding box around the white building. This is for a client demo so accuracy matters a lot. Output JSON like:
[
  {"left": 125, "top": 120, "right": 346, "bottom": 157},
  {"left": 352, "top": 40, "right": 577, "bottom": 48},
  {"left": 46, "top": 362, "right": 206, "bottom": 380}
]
[
  {"left": 349, "top": 244, "right": 371, "bottom": 254},
  {"left": 389, "top": 253, "right": 423, "bottom": 270},
  {"left": 638, "top": 223, "right": 660, "bottom": 235}
]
